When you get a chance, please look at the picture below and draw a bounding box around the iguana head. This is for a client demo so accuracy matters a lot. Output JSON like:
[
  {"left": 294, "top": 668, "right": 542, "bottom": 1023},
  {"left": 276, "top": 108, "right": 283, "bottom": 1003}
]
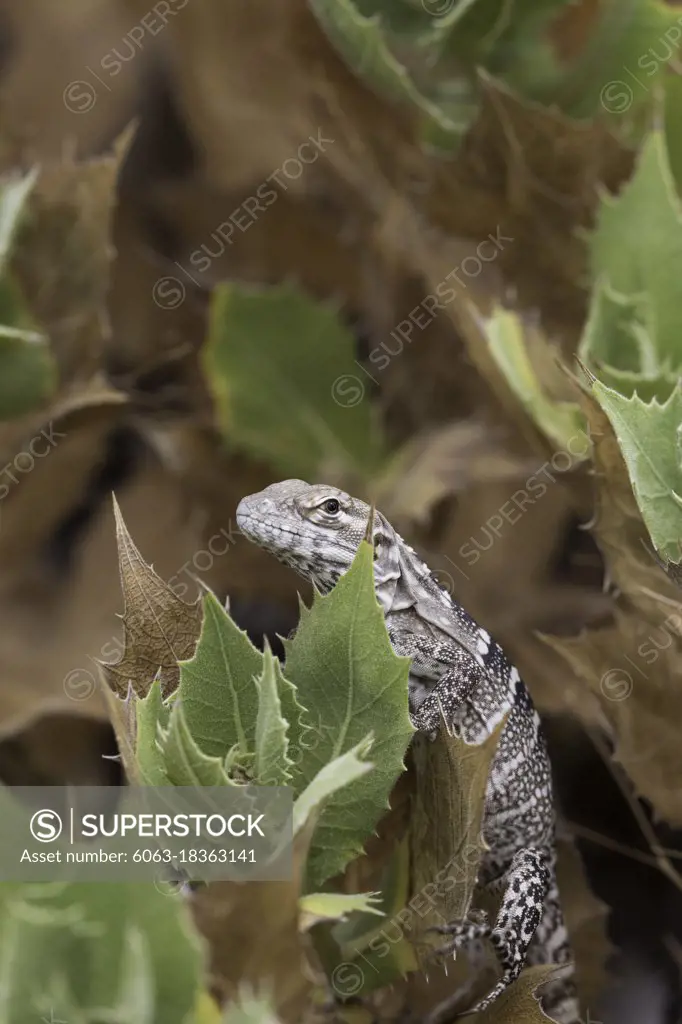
[{"left": 236, "top": 479, "right": 400, "bottom": 595}]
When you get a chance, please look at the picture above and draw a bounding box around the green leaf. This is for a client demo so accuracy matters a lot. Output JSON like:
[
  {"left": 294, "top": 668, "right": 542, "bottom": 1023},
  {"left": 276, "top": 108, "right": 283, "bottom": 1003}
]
[
  {"left": 284, "top": 540, "right": 414, "bottom": 887},
  {"left": 437, "top": 0, "right": 571, "bottom": 92},
  {"left": 135, "top": 677, "right": 171, "bottom": 785},
  {"left": 577, "top": 277, "right": 680, "bottom": 401},
  {"left": 162, "top": 700, "right": 235, "bottom": 786},
  {"left": 267, "top": 650, "right": 308, "bottom": 778},
  {"left": 537, "top": 0, "right": 681, "bottom": 119},
  {"left": 0, "top": 895, "right": 81, "bottom": 1022},
  {"left": 108, "top": 925, "right": 155, "bottom": 1023},
  {"left": 222, "top": 990, "right": 282, "bottom": 1024},
  {"left": 308, "top": 0, "right": 681, "bottom": 141},
  {"left": 299, "top": 891, "right": 384, "bottom": 928},
  {"left": 439, "top": 0, "right": 681, "bottom": 119},
  {"left": 102, "top": 682, "right": 140, "bottom": 785},
  {"left": 590, "top": 128, "right": 682, "bottom": 371},
  {"left": 0, "top": 327, "right": 56, "bottom": 419},
  {"left": 664, "top": 72, "right": 682, "bottom": 195},
  {"left": 0, "top": 169, "right": 56, "bottom": 419},
  {"left": 254, "top": 645, "right": 295, "bottom": 786},
  {"left": 0, "top": 880, "right": 201, "bottom": 1023},
  {"left": 341, "top": 0, "right": 681, "bottom": 123},
  {"left": 204, "top": 283, "right": 384, "bottom": 481},
  {"left": 591, "top": 379, "right": 682, "bottom": 564},
  {"left": 480, "top": 305, "right": 587, "bottom": 450},
  {"left": 0, "top": 168, "right": 38, "bottom": 272},
  {"left": 587, "top": 363, "right": 679, "bottom": 404},
  {"left": 194, "top": 991, "right": 223, "bottom": 1024},
  {"left": 308, "top": 0, "right": 478, "bottom": 152},
  {"left": 578, "top": 278, "right": 653, "bottom": 376},
  {"left": 328, "top": 839, "right": 416, "bottom": 994},
  {"left": 293, "top": 736, "right": 374, "bottom": 836},
  {"left": 178, "top": 592, "right": 263, "bottom": 760}
]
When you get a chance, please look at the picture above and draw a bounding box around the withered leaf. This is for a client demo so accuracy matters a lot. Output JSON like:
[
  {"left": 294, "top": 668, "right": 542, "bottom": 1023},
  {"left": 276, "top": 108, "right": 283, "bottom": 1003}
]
[
  {"left": 554, "top": 837, "right": 611, "bottom": 1008},
  {"left": 543, "top": 614, "right": 682, "bottom": 825},
  {"left": 461, "top": 965, "right": 565, "bottom": 1024},
  {"left": 410, "top": 718, "right": 506, "bottom": 953},
  {"left": 375, "top": 421, "right": 535, "bottom": 529},
  {"left": 543, "top": 385, "right": 682, "bottom": 824},
  {"left": 10, "top": 129, "right": 134, "bottom": 382},
  {"left": 579, "top": 385, "right": 682, "bottom": 614},
  {"left": 423, "top": 964, "right": 564, "bottom": 1024},
  {"left": 103, "top": 495, "right": 203, "bottom": 698}
]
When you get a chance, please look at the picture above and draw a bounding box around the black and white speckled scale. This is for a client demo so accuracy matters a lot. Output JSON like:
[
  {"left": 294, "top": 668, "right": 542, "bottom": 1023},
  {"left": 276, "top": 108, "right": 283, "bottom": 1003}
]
[{"left": 236, "top": 479, "right": 578, "bottom": 1022}]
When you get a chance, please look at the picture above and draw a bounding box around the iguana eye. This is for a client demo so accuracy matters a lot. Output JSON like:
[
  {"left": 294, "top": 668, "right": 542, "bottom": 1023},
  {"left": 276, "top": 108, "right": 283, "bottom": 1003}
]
[{"left": 321, "top": 498, "right": 340, "bottom": 514}]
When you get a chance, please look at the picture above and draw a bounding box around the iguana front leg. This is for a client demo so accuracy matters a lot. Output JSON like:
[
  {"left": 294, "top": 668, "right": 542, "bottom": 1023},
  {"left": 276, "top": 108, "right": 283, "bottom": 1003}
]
[
  {"left": 387, "top": 628, "right": 480, "bottom": 732},
  {"left": 434, "top": 847, "right": 551, "bottom": 1015}
]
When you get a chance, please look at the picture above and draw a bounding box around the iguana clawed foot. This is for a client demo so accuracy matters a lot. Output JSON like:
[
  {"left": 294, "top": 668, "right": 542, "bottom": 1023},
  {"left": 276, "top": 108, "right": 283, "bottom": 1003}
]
[
  {"left": 432, "top": 907, "right": 491, "bottom": 954},
  {"left": 431, "top": 848, "right": 552, "bottom": 1015},
  {"left": 387, "top": 630, "right": 481, "bottom": 733}
]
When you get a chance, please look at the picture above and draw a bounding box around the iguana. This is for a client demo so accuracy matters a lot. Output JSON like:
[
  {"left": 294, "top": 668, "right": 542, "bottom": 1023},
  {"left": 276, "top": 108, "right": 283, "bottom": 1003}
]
[{"left": 236, "top": 479, "right": 578, "bottom": 1022}]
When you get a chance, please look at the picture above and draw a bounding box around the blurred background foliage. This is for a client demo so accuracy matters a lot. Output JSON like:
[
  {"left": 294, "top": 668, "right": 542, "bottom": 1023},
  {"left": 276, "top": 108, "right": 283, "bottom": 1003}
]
[{"left": 2, "top": 0, "right": 682, "bottom": 1021}]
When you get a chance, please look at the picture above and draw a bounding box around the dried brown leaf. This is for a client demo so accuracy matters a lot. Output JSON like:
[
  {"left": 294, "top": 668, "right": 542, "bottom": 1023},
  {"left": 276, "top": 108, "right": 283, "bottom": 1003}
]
[
  {"left": 403, "top": 724, "right": 507, "bottom": 1020},
  {"left": 11, "top": 130, "right": 134, "bottom": 382},
  {"left": 0, "top": 456, "right": 198, "bottom": 738},
  {"left": 104, "top": 495, "right": 202, "bottom": 697},
  {"left": 464, "top": 965, "right": 566, "bottom": 1024},
  {"left": 375, "top": 422, "right": 534, "bottom": 529},
  {"left": 115, "top": 0, "right": 631, "bottom": 351},
  {"left": 579, "top": 385, "right": 682, "bottom": 614},
  {"left": 410, "top": 719, "right": 506, "bottom": 950},
  {"left": 538, "top": 387, "right": 682, "bottom": 823},
  {"left": 543, "top": 613, "right": 682, "bottom": 824},
  {"left": 554, "top": 838, "right": 611, "bottom": 1009},
  {"left": 422, "top": 964, "right": 564, "bottom": 1024},
  {"left": 0, "top": 1, "right": 137, "bottom": 168}
]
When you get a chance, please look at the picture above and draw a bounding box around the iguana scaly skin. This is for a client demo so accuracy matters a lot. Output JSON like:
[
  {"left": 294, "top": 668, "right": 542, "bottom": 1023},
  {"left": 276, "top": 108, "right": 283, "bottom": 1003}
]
[{"left": 236, "top": 479, "right": 578, "bottom": 1022}]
